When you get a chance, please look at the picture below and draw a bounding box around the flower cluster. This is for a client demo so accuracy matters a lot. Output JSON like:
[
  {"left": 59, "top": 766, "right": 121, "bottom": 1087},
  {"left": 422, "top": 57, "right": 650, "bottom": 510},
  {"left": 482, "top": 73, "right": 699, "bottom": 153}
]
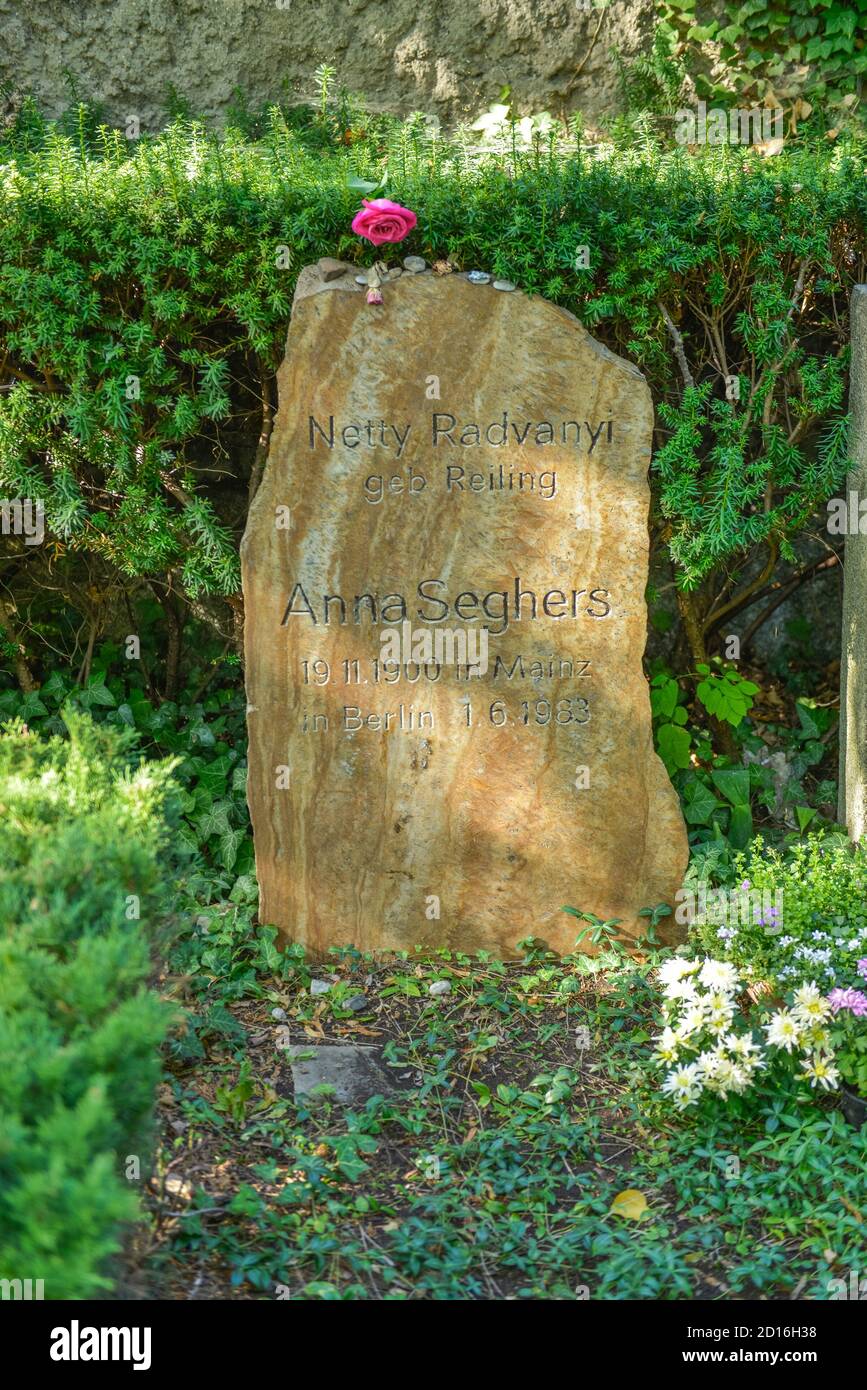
[
  {"left": 654, "top": 957, "right": 840, "bottom": 1109},
  {"left": 828, "top": 985, "right": 867, "bottom": 1017}
]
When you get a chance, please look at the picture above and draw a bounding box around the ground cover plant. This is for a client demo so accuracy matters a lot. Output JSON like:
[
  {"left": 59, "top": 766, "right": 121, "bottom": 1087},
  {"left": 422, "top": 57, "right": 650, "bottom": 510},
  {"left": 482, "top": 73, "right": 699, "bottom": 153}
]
[
  {"left": 2, "top": 662, "right": 864, "bottom": 1300},
  {"left": 142, "top": 929, "right": 867, "bottom": 1301}
]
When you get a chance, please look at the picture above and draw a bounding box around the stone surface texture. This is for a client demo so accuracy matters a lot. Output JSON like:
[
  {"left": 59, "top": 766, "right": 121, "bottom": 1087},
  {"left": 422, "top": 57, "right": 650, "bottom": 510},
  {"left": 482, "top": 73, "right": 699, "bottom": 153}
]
[
  {"left": 241, "top": 268, "right": 688, "bottom": 956},
  {"left": 285, "top": 1044, "right": 400, "bottom": 1102},
  {"left": 0, "top": 0, "right": 653, "bottom": 132}
]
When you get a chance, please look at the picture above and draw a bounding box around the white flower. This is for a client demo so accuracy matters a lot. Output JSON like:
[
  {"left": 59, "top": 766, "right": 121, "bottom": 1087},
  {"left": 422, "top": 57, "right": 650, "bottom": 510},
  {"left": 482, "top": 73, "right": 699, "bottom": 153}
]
[
  {"left": 658, "top": 957, "right": 699, "bottom": 987},
  {"left": 706, "top": 1057, "right": 749, "bottom": 1097},
  {"left": 724, "top": 1032, "right": 762, "bottom": 1059},
  {"left": 765, "top": 1009, "right": 803, "bottom": 1053},
  {"left": 704, "top": 991, "right": 736, "bottom": 1034},
  {"left": 664, "top": 977, "right": 699, "bottom": 1004},
  {"left": 696, "top": 1049, "right": 722, "bottom": 1078},
  {"left": 801, "top": 1053, "right": 840, "bottom": 1091},
  {"left": 677, "top": 1004, "right": 707, "bottom": 1038},
  {"left": 800, "top": 1024, "right": 831, "bottom": 1052},
  {"left": 698, "top": 959, "right": 740, "bottom": 993},
  {"left": 662, "top": 1063, "right": 703, "bottom": 1108},
  {"left": 652, "top": 1027, "right": 682, "bottom": 1065},
  {"left": 792, "top": 981, "right": 831, "bottom": 1024}
]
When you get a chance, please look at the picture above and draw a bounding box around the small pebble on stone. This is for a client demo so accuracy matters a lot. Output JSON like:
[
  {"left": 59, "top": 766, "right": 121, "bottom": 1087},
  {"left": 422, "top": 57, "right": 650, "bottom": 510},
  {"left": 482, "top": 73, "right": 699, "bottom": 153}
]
[
  {"left": 429, "top": 980, "right": 452, "bottom": 996},
  {"left": 493, "top": 279, "right": 516, "bottom": 292},
  {"left": 403, "top": 255, "right": 427, "bottom": 273},
  {"left": 270, "top": 1007, "right": 288, "bottom": 1021},
  {"left": 355, "top": 275, "right": 368, "bottom": 285},
  {"left": 345, "top": 994, "right": 368, "bottom": 1012},
  {"left": 467, "top": 270, "right": 491, "bottom": 285},
  {"left": 317, "top": 256, "right": 350, "bottom": 282},
  {"left": 310, "top": 979, "right": 331, "bottom": 996}
]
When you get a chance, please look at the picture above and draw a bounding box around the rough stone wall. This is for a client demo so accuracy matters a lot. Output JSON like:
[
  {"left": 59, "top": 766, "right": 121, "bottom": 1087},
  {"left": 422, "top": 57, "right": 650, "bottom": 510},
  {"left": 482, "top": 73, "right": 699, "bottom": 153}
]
[{"left": 0, "top": 0, "right": 654, "bottom": 130}]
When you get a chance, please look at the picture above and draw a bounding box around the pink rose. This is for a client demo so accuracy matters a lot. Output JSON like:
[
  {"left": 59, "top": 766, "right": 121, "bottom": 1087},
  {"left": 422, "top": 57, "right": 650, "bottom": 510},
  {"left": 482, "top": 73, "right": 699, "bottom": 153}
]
[{"left": 351, "top": 198, "right": 417, "bottom": 246}]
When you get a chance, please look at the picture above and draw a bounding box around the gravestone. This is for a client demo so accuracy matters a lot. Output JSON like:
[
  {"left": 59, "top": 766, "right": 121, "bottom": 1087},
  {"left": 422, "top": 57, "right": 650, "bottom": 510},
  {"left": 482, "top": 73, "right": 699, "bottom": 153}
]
[{"left": 241, "top": 265, "right": 688, "bottom": 956}]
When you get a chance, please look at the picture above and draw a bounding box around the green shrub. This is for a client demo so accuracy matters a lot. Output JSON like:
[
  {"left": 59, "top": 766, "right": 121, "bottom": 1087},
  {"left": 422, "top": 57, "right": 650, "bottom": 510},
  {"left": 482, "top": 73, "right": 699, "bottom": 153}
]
[
  {"left": 0, "top": 105, "right": 864, "bottom": 684},
  {"left": 0, "top": 713, "right": 177, "bottom": 1297}
]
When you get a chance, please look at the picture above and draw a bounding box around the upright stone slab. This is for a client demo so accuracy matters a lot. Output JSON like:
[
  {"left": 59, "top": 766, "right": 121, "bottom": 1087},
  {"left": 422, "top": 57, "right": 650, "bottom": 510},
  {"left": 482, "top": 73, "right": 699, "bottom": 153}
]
[
  {"left": 241, "top": 266, "right": 687, "bottom": 955},
  {"left": 839, "top": 285, "right": 867, "bottom": 839}
]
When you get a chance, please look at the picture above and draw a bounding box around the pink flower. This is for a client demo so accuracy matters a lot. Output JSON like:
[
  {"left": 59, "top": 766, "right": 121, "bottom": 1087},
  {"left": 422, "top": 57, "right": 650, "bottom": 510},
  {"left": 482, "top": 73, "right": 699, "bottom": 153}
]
[
  {"left": 857, "top": 957, "right": 867, "bottom": 980},
  {"left": 351, "top": 198, "right": 417, "bottom": 246},
  {"left": 828, "top": 987, "right": 867, "bottom": 1017}
]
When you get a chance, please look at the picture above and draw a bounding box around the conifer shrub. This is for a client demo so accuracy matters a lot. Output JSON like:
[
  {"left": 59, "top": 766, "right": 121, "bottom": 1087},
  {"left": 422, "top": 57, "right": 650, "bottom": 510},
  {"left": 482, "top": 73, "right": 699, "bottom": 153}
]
[
  {"left": 0, "top": 103, "right": 864, "bottom": 679},
  {"left": 0, "top": 713, "right": 176, "bottom": 1297}
]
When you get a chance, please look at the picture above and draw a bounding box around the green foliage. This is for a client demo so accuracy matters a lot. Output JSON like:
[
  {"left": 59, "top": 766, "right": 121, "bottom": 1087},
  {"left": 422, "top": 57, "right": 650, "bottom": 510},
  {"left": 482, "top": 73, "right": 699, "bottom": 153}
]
[
  {"left": 1, "top": 660, "right": 860, "bottom": 1299},
  {"left": 650, "top": 671, "right": 693, "bottom": 772},
  {"left": 0, "top": 640, "right": 253, "bottom": 884},
  {"left": 695, "top": 662, "right": 759, "bottom": 725},
  {"left": 695, "top": 832, "right": 867, "bottom": 972},
  {"left": 0, "top": 714, "right": 176, "bottom": 1296},
  {"left": 150, "top": 934, "right": 867, "bottom": 1299},
  {"left": 693, "top": 832, "right": 867, "bottom": 1092},
  {"left": 661, "top": 0, "right": 867, "bottom": 106},
  {"left": 0, "top": 103, "right": 864, "bottom": 677}
]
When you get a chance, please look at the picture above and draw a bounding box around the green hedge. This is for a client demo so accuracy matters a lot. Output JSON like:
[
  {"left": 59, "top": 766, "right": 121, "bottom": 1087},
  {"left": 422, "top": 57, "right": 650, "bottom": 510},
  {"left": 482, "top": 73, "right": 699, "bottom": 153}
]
[
  {"left": 0, "top": 713, "right": 176, "bottom": 1298},
  {"left": 0, "top": 106, "right": 866, "bottom": 680}
]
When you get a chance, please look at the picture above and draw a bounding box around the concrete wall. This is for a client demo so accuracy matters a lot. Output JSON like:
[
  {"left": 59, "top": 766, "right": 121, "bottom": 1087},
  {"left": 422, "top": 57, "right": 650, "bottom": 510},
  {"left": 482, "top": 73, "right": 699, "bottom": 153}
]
[{"left": 0, "top": 0, "right": 654, "bottom": 131}]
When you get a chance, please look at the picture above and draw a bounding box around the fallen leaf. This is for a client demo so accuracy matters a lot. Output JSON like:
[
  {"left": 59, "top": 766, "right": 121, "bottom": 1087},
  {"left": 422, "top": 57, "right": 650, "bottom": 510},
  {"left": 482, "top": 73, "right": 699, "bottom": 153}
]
[{"left": 610, "top": 1188, "right": 648, "bottom": 1220}]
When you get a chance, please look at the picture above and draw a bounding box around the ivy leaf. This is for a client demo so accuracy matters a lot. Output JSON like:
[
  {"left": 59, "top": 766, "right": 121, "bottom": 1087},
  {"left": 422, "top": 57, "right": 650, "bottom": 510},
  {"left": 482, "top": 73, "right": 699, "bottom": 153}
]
[
  {"left": 711, "top": 767, "right": 751, "bottom": 808},
  {"left": 683, "top": 779, "right": 720, "bottom": 825}
]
